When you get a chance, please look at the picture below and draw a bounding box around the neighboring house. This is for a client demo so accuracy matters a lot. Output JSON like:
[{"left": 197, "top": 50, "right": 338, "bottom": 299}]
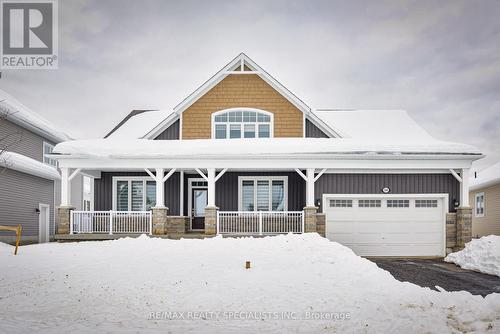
[
  {"left": 470, "top": 162, "right": 500, "bottom": 237},
  {"left": 52, "top": 53, "right": 482, "bottom": 257},
  {"left": 0, "top": 89, "right": 87, "bottom": 244}
]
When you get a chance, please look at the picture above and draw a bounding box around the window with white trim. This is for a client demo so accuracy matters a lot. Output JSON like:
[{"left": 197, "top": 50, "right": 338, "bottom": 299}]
[
  {"left": 415, "top": 199, "right": 438, "bottom": 208},
  {"left": 113, "top": 178, "right": 156, "bottom": 211},
  {"left": 239, "top": 177, "right": 287, "bottom": 211},
  {"left": 475, "top": 192, "right": 485, "bottom": 217},
  {"left": 212, "top": 109, "right": 273, "bottom": 139},
  {"left": 387, "top": 199, "right": 410, "bottom": 208},
  {"left": 43, "top": 142, "right": 57, "bottom": 167},
  {"left": 330, "top": 199, "right": 353, "bottom": 208},
  {"left": 358, "top": 199, "right": 381, "bottom": 208}
]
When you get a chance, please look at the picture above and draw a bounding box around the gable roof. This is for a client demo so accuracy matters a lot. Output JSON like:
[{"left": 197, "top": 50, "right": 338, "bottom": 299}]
[
  {"left": 143, "top": 53, "right": 339, "bottom": 139},
  {"left": 471, "top": 161, "right": 500, "bottom": 190},
  {"left": 0, "top": 89, "right": 71, "bottom": 143}
]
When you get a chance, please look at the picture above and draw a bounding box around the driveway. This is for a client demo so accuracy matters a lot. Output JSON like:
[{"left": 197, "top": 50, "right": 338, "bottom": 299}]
[{"left": 369, "top": 258, "right": 500, "bottom": 296}]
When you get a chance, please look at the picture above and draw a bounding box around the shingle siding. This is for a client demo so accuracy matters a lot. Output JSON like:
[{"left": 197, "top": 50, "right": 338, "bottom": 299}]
[{"left": 0, "top": 168, "right": 54, "bottom": 238}]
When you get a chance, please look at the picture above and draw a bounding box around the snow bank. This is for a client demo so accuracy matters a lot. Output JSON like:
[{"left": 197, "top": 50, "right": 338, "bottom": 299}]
[
  {"left": 445, "top": 235, "right": 500, "bottom": 277},
  {"left": 0, "top": 151, "right": 60, "bottom": 180},
  {"left": 1, "top": 234, "right": 499, "bottom": 333},
  {"left": 53, "top": 137, "right": 481, "bottom": 159}
]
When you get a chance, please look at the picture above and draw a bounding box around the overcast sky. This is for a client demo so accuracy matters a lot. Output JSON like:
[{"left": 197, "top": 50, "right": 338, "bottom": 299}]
[{"left": 1, "top": 0, "right": 499, "bottom": 168}]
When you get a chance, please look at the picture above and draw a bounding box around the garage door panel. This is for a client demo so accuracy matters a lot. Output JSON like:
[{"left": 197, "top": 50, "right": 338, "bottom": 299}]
[{"left": 324, "top": 195, "right": 445, "bottom": 257}]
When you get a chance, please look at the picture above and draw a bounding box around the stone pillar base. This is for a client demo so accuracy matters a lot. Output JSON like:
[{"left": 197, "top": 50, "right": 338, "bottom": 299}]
[
  {"left": 152, "top": 207, "right": 169, "bottom": 235},
  {"left": 456, "top": 206, "right": 472, "bottom": 249},
  {"left": 166, "top": 216, "right": 188, "bottom": 238},
  {"left": 446, "top": 213, "right": 457, "bottom": 251},
  {"left": 204, "top": 206, "right": 218, "bottom": 235},
  {"left": 315, "top": 213, "right": 326, "bottom": 237},
  {"left": 57, "top": 206, "right": 74, "bottom": 234},
  {"left": 303, "top": 206, "right": 318, "bottom": 233}
]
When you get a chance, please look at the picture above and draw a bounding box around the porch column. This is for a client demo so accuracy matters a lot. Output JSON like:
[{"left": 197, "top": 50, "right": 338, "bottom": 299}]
[
  {"left": 155, "top": 168, "right": 165, "bottom": 208},
  {"left": 207, "top": 168, "right": 216, "bottom": 207},
  {"left": 456, "top": 168, "right": 472, "bottom": 248},
  {"left": 306, "top": 168, "right": 315, "bottom": 207},
  {"left": 460, "top": 168, "right": 470, "bottom": 207},
  {"left": 60, "top": 167, "right": 70, "bottom": 206}
]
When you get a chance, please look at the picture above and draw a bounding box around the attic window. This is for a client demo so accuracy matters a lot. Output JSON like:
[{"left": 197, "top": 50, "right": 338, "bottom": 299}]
[{"left": 212, "top": 109, "right": 273, "bottom": 139}]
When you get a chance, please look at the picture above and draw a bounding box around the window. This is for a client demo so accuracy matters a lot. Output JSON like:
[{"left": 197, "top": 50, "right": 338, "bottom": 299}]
[
  {"left": 43, "top": 142, "right": 57, "bottom": 167},
  {"left": 113, "top": 178, "right": 156, "bottom": 211},
  {"left": 329, "top": 199, "right": 353, "bottom": 208},
  {"left": 358, "top": 199, "right": 381, "bottom": 208},
  {"left": 475, "top": 193, "right": 485, "bottom": 217},
  {"left": 239, "top": 177, "right": 287, "bottom": 211},
  {"left": 415, "top": 199, "right": 438, "bottom": 208},
  {"left": 212, "top": 109, "right": 273, "bottom": 139},
  {"left": 387, "top": 199, "right": 409, "bottom": 208}
]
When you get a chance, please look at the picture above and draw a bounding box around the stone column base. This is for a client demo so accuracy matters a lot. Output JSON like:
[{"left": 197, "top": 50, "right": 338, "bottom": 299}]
[
  {"left": 57, "top": 206, "right": 74, "bottom": 234},
  {"left": 456, "top": 206, "right": 472, "bottom": 249},
  {"left": 204, "top": 206, "right": 218, "bottom": 235},
  {"left": 166, "top": 216, "right": 188, "bottom": 238},
  {"left": 152, "top": 207, "right": 169, "bottom": 235},
  {"left": 303, "top": 206, "right": 318, "bottom": 233},
  {"left": 315, "top": 213, "right": 326, "bottom": 237}
]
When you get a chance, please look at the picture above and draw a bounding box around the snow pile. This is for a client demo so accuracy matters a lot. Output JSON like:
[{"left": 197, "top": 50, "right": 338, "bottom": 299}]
[
  {"left": 0, "top": 151, "right": 60, "bottom": 180},
  {"left": 445, "top": 235, "right": 500, "bottom": 277},
  {"left": 0, "top": 234, "right": 499, "bottom": 333},
  {"left": 53, "top": 137, "right": 481, "bottom": 159}
]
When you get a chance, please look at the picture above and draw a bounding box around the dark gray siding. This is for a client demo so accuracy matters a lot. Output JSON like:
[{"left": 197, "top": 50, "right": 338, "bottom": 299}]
[
  {"left": 315, "top": 173, "right": 460, "bottom": 213},
  {"left": 94, "top": 172, "right": 181, "bottom": 215},
  {"left": 0, "top": 119, "right": 55, "bottom": 161},
  {"left": 0, "top": 168, "right": 55, "bottom": 237},
  {"left": 154, "top": 120, "right": 180, "bottom": 140},
  {"left": 183, "top": 172, "right": 306, "bottom": 214},
  {"left": 305, "top": 119, "right": 329, "bottom": 138}
]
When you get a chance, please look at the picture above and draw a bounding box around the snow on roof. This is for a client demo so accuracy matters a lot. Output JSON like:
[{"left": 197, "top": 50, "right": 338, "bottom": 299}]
[
  {"left": 0, "top": 151, "right": 60, "bottom": 180},
  {"left": 471, "top": 161, "right": 500, "bottom": 190},
  {"left": 53, "top": 137, "right": 481, "bottom": 160},
  {"left": 312, "top": 110, "right": 434, "bottom": 141},
  {"left": 0, "top": 89, "right": 71, "bottom": 143},
  {"left": 106, "top": 110, "right": 175, "bottom": 139}
]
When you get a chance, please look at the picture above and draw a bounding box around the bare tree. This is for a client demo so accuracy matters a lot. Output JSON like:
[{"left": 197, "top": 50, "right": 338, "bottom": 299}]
[{"left": 0, "top": 99, "right": 23, "bottom": 173}]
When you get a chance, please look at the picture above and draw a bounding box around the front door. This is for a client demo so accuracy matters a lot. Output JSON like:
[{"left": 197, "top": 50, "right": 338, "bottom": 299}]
[{"left": 192, "top": 188, "right": 208, "bottom": 230}]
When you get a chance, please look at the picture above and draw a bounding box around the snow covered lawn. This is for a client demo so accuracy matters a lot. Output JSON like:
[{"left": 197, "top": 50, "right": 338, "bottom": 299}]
[
  {"left": 445, "top": 235, "right": 500, "bottom": 277},
  {"left": 1, "top": 234, "right": 499, "bottom": 333}
]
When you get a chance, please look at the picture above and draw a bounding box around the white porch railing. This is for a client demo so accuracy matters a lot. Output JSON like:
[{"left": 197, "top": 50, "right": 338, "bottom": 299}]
[
  {"left": 217, "top": 211, "right": 304, "bottom": 235},
  {"left": 70, "top": 211, "right": 152, "bottom": 235}
]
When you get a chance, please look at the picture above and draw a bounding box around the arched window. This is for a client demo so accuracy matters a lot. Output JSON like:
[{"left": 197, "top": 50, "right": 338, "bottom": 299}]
[{"left": 212, "top": 108, "right": 273, "bottom": 139}]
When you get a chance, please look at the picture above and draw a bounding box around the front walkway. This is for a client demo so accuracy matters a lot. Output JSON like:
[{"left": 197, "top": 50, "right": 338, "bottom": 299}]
[{"left": 370, "top": 258, "right": 500, "bottom": 296}]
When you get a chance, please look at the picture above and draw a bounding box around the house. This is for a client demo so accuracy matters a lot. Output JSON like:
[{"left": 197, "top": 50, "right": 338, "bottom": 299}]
[
  {"left": 470, "top": 162, "right": 500, "bottom": 237},
  {"left": 51, "top": 53, "right": 483, "bottom": 257},
  {"left": 0, "top": 89, "right": 87, "bottom": 244}
]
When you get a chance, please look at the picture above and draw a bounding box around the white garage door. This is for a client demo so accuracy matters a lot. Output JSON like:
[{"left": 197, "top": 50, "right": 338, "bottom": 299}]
[{"left": 324, "top": 195, "right": 446, "bottom": 257}]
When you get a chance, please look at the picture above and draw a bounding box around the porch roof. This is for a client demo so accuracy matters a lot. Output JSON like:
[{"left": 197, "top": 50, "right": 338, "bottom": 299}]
[{"left": 53, "top": 137, "right": 481, "bottom": 160}]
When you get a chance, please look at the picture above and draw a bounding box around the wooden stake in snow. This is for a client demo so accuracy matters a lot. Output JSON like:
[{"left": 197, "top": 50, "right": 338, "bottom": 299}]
[{"left": 246, "top": 261, "right": 251, "bottom": 269}]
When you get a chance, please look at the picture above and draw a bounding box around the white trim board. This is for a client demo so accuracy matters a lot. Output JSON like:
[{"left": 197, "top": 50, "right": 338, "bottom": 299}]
[{"left": 38, "top": 203, "right": 50, "bottom": 243}]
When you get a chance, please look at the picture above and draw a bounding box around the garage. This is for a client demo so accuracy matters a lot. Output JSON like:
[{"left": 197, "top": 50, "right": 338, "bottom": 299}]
[{"left": 323, "top": 194, "right": 447, "bottom": 257}]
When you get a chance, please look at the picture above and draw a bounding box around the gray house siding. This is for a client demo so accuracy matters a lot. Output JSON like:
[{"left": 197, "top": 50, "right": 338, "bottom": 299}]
[
  {"left": 154, "top": 120, "right": 180, "bottom": 140},
  {"left": 305, "top": 119, "right": 329, "bottom": 138},
  {"left": 315, "top": 173, "right": 460, "bottom": 213},
  {"left": 182, "top": 172, "right": 305, "bottom": 215},
  {"left": 0, "top": 118, "right": 55, "bottom": 160},
  {"left": 94, "top": 172, "right": 181, "bottom": 215},
  {"left": 0, "top": 168, "right": 54, "bottom": 241}
]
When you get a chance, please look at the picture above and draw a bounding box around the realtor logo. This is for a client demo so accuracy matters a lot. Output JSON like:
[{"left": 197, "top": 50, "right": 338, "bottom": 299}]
[{"left": 1, "top": 0, "right": 58, "bottom": 69}]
